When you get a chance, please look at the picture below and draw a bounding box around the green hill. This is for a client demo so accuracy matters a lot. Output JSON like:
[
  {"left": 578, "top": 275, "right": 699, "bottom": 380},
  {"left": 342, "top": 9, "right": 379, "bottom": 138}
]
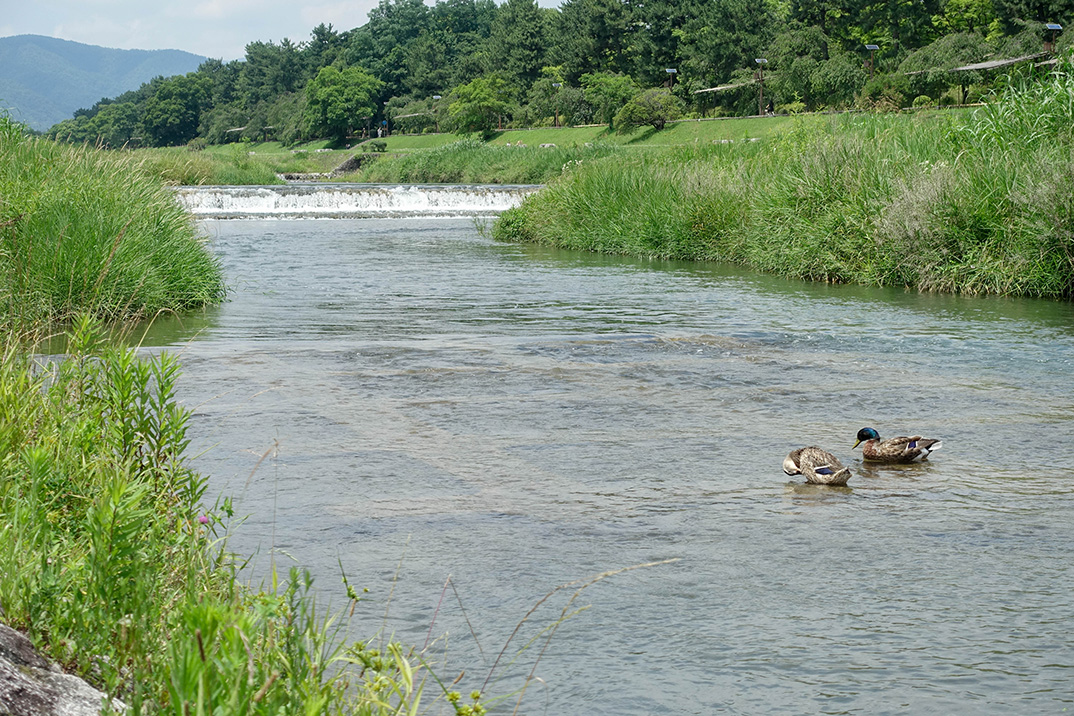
[{"left": 0, "top": 34, "right": 206, "bottom": 131}]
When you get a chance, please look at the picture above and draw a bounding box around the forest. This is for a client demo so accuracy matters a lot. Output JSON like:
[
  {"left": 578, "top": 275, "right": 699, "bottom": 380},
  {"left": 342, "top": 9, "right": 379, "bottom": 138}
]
[{"left": 44, "top": 0, "right": 1074, "bottom": 147}]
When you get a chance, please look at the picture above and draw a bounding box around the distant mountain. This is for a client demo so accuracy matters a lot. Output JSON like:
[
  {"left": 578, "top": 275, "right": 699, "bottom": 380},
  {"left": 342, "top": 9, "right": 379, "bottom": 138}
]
[{"left": 0, "top": 34, "right": 208, "bottom": 132}]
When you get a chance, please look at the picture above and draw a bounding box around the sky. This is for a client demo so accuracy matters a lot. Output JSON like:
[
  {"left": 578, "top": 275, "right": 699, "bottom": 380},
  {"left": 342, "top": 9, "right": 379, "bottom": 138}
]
[{"left": 1, "top": 0, "right": 560, "bottom": 62}]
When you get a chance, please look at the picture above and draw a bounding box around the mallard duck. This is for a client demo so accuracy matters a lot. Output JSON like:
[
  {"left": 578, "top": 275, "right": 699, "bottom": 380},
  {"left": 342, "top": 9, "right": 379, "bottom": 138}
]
[
  {"left": 783, "top": 447, "right": 852, "bottom": 486},
  {"left": 853, "top": 427, "right": 941, "bottom": 463}
]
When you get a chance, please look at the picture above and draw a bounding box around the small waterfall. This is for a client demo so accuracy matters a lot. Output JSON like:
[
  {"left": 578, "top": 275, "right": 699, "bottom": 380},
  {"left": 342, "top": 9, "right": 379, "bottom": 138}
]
[{"left": 174, "top": 183, "right": 540, "bottom": 219}]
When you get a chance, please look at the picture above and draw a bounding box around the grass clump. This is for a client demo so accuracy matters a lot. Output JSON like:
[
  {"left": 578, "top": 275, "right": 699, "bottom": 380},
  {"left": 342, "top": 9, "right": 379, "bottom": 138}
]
[
  {"left": 134, "top": 144, "right": 286, "bottom": 186},
  {"left": 0, "top": 116, "right": 226, "bottom": 329},
  {"left": 494, "top": 57, "right": 1074, "bottom": 299}
]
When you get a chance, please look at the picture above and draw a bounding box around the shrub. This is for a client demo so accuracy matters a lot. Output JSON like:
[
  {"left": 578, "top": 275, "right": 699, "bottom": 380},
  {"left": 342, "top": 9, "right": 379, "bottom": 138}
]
[{"left": 614, "top": 88, "right": 684, "bottom": 133}]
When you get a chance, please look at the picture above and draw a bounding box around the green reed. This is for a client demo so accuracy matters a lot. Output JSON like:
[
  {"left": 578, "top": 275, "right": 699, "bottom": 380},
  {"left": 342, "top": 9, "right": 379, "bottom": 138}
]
[
  {"left": 0, "top": 117, "right": 226, "bottom": 328},
  {"left": 134, "top": 146, "right": 289, "bottom": 186},
  {"left": 495, "top": 56, "right": 1074, "bottom": 299}
]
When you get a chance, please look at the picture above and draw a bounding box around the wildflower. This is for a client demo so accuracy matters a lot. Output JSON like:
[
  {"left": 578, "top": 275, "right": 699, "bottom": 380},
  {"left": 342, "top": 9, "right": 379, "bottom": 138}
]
[{"left": 197, "top": 515, "right": 209, "bottom": 524}]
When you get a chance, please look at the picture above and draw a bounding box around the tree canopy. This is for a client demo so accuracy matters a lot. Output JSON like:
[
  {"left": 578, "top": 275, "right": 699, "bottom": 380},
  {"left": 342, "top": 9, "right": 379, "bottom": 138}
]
[
  {"left": 43, "top": 0, "right": 1074, "bottom": 147},
  {"left": 304, "top": 65, "right": 384, "bottom": 144}
]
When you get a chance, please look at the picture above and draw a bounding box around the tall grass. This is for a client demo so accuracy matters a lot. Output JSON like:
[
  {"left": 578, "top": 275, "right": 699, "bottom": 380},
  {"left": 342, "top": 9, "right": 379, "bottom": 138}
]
[
  {"left": 495, "top": 56, "right": 1074, "bottom": 299},
  {"left": 0, "top": 117, "right": 226, "bottom": 328},
  {"left": 353, "top": 139, "right": 624, "bottom": 184},
  {"left": 133, "top": 146, "right": 285, "bottom": 186}
]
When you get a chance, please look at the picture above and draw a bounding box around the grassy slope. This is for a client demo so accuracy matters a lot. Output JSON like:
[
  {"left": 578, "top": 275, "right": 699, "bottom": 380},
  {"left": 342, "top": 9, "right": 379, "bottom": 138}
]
[
  {"left": 131, "top": 115, "right": 810, "bottom": 185},
  {"left": 494, "top": 89, "right": 1074, "bottom": 299}
]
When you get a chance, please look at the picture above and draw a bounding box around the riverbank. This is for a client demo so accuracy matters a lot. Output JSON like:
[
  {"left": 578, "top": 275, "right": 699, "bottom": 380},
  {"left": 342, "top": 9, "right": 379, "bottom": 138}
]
[
  {"left": 0, "top": 115, "right": 487, "bottom": 714},
  {"left": 0, "top": 116, "right": 225, "bottom": 330},
  {"left": 132, "top": 113, "right": 806, "bottom": 186},
  {"left": 0, "top": 318, "right": 483, "bottom": 715},
  {"left": 493, "top": 60, "right": 1074, "bottom": 299}
]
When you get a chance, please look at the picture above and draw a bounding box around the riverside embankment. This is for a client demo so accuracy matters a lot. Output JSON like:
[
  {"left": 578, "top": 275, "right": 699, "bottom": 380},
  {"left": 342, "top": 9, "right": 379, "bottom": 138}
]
[
  {"left": 492, "top": 59, "right": 1074, "bottom": 299},
  {"left": 0, "top": 116, "right": 462, "bottom": 715}
]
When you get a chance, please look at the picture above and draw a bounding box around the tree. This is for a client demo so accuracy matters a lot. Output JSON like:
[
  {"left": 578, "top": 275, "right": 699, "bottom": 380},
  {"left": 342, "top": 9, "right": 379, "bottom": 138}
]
[
  {"left": 447, "top": 74, "right": 513, "bottom": 137},
  {"left": 304, "top": 65, "right": 384, "bottom": 144},
  {"left": 991, "top": 0, "right": 1074, "bottom": 34},
  {"left": 613, "top": 88, "right": 683, "bottom": 132},
  {"left": 808, "top": 51, "right": 868, "bottom": 108},
  {"left": 487, "top": 0, "right": 550, "bottom": 86},
  {"left": 579, "top": 71, "right": 637, "bottom": 128},
  {"left": 857, "top": 0, "right": 943, "bottom": 55},
  {"left": 240, "top": 40, "right": 304, "bottom": 108},
  {"left": 142, "top": 74, "right": 211, "bottom": 146},
  {"left": 676, "top": 0, "right": 778, "bottom": 88},
  {"left": 552, "top": 0, "right": 635, "bottom": 81},
  {"left": 931, "top": 0, "right": 999, "bottom": 34},
  {"left": 899, "top": 31, "right": 992, "bottom": 100},
  {"left": 766, "top": 23, "right": 831, "bottom": 108},
  {"left": 305, "top": 23, "right": 345, "bottom": 74}
]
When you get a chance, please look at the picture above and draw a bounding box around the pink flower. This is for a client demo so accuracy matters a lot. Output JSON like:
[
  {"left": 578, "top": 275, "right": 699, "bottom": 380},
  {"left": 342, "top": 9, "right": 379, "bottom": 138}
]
[{"left": 197, "top": 515, "right": 209, "bottom": 525}]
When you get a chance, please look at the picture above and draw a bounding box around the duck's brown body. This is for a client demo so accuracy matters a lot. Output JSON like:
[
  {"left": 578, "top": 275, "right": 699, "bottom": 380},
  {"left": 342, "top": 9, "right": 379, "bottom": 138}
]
[
  {"left": 783, "top": 447, "right": 852, "bottom": 486},
  {"left": 854, "top": 428, "right": 941, "bottom": 463}
]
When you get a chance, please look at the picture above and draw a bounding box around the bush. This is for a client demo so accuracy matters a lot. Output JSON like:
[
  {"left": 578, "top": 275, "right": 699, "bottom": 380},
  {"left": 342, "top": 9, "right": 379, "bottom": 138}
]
[{"left": 613, "top": 88, "right": 684, "bottom": 133}]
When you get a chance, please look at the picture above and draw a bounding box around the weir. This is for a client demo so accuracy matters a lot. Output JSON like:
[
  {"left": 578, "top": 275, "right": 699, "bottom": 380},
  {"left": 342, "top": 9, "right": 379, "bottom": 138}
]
[{"left": 174, "top": 183, "right": 540, "bottom": 219}]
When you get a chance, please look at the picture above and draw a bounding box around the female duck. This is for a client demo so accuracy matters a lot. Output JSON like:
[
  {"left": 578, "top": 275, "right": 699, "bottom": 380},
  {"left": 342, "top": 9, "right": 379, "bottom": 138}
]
[
  {"left": 783, "top": 447, "right": 852, "bottom": 486},
  {"left": 853, "top": 427, "right": 941, "bottom": 463}
]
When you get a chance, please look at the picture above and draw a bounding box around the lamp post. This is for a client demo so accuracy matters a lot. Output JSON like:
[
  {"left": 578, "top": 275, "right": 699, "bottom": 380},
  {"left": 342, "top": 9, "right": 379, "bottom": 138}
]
[
  {"left": 865, "top": 44, "right": 879, "bottom": 80},
  {"left": 1046, "top": 23, "right": 1063, "bottom": 53},
  {"left": 666, "top": 68, "right": 677, "bottom": 88},
  {"left": 432, "top": 95, "right": 441, "bottom": 133},
  {"left": 755, "top": 58, "right": 767, "bottom": 116},
  {"left": 554, "top": 83, "right": 562, "bottom": 128}
]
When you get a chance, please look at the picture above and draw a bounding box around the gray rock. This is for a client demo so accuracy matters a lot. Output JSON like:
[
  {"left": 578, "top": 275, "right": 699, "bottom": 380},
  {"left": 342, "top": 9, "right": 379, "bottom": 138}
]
[{"left": 0, "top": 624, "right": 126, "bottom": 716}]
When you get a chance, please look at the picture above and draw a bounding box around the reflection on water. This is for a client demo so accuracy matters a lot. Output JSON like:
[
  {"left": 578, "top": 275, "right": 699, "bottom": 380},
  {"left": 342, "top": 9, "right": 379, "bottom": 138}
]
[{"left": 140, "top": 218, "right": 1074, "bottom": 714}]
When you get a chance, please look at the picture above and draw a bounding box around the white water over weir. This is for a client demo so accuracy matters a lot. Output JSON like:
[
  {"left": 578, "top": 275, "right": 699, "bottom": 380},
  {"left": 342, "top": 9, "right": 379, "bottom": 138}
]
[{"left": 174, "top": 183, "right": 540, "bottom": 219}]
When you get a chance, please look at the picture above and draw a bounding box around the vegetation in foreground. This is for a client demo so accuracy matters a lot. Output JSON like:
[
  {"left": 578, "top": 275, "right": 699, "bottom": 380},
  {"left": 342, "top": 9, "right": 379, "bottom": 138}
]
[
  {"left": 0, "top": 117, "right": 225, "bottom": 330},
  {"left": 494, "top": 59, "right": 1074, "bottom": 299},
  {"left": 0, "top": 318, "right": 467, "bottom": 715},
  {"left": 1, "top": 319, "right": 671, "bottom": 715}
]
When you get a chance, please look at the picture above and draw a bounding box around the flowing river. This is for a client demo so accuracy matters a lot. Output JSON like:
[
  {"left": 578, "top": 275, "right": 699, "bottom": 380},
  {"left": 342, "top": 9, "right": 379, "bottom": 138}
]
[{"left": 148, "top": 185, "right": 1074, "bottom": 714}]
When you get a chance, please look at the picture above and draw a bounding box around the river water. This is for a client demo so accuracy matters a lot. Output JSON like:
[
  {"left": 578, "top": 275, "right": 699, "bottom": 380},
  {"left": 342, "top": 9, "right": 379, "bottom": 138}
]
[{"left": 146, "top": 187, "right": 1074, "bottom": 714}]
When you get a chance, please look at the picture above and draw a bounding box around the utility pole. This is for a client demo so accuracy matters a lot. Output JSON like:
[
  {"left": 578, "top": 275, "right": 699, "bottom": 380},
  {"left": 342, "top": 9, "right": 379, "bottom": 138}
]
[
  {"left": 865, "top": 45, "right": 879, "bottom": 80},
  {"left": 755, "top": 59, "right": 767, "bottom": 116}
]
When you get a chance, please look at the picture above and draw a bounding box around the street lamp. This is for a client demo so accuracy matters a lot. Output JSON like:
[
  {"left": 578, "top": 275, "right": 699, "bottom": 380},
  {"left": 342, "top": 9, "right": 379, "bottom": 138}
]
[
  {"left": 865, "top": 44, "right": 879, "bottom": 80},
  {"left": 1046, "top": 23, "right": 1063, "bottom": 53},
  {"left": 552, "top": 83, "right": 562, "bottom": 127},
  {"left": 755, "top": 59, "right": 767, "bottom": 116},
  {"left": 666, "top": 68, "right": 677, "bottom": 88}
]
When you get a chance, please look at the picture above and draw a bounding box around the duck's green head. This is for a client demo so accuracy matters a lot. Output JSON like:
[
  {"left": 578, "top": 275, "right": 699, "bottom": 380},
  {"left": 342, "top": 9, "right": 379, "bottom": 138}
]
[{"left": 854, "top": 427, "right": 880, "bottom": 448}]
